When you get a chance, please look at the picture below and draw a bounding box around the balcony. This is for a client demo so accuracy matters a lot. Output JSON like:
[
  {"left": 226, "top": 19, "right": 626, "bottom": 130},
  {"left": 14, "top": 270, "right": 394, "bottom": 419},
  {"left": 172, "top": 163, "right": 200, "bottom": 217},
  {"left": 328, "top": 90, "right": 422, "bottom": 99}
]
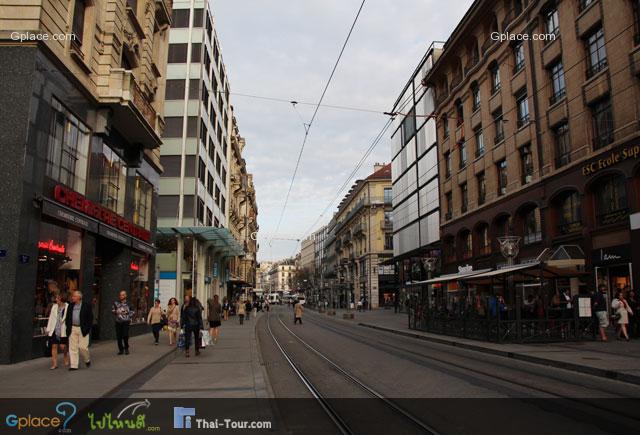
[
  {"left": 586, "top": 58, "right": 608, "bottom": 79},
  {"left": 100, "top": 69, "right": 162, "bottom": 148},
  {"left": 380, "top": 219, "right": 393, "bottom": 231}
]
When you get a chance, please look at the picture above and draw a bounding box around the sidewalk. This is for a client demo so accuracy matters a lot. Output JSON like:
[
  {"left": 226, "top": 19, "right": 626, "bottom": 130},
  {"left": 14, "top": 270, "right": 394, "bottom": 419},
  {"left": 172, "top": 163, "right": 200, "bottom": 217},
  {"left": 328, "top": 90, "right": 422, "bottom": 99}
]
[
  {"left": 311, "top": 307, "right": 640, "bottom": 386},
  {"left": 0, "top": 312, "right": 271, "bottom": 399}
]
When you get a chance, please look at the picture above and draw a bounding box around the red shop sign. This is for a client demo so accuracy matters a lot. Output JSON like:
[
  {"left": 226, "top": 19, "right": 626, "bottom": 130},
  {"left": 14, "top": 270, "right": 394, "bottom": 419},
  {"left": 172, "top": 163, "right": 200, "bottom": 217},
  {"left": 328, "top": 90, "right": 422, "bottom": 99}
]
[
  {"left": 130, "top": 262, "right": 140, "bottom": 271},
  {"left": 38, "top": 239, "right": 66, "bottom": 254},
  {"left": 53, "top": 184, "right": 151, "bottom": 242}
]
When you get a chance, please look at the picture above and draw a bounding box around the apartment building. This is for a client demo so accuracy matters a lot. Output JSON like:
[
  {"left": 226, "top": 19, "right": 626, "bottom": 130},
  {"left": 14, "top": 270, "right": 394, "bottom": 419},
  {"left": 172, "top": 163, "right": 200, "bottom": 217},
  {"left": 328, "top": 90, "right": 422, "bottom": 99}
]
[
  {"left": 268, "top": 260, "right": 297, "bottom": 293},
  {"left": 155, "top": 0, "right": 245, "bottom": 304},
  {"left": 425, "top": 0, "right": 640, "bottom": 299},
  {"left": 333, "top": 164, "right": 394, "bottom": 308},
  {"left": 0, "top": 0, "right": 171, "bottom": 362}
]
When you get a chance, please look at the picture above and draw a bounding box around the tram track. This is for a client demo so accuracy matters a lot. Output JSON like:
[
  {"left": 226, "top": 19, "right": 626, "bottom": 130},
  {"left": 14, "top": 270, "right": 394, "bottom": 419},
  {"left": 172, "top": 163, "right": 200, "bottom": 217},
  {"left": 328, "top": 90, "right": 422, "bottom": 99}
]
[
  {"left": 302, "top": 312, "right": 640, "bottom": 432},
  {"left": 266, "top": 311, "right": 441, "bottom": 435}
]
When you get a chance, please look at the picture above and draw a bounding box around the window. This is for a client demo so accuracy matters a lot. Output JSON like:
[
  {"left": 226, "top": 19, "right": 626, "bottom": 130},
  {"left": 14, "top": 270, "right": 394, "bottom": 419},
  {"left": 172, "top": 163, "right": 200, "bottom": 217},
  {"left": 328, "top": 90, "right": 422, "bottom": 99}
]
[
  {"left": 459, "top": 141, "right": 467, "bottom": 168},
  {"left": 520, "top": 145, "right": 533, "bottom": 184},
  {"left": 221, "top": 167, "right": 227, "bottom": 186},
  {"left": 580, "top": 0, "right": 596, "bottom": 12},
  {"left": 493, "top": 109, "right": 504, "bottom": 143},
  {"left": 207, "top": 173, "right": 214, "bottom": 196},
  {"left": 98, "top": 144, "right": 127, "bottom": 215},
  {"left": 455, "top": 99, "right": 464, "bottom": 127},
  {"left": 165, "top": 79, "right": 185, "bottom": 100},
  {"left": 46, "top": 99, "right": 90, "bottom": 194},
  {"left": 126, "top": 0, "right": 137, "bottom": 11},
  {"left": 444, "top": 236, "right": 456, "bottom": 261},
  {"left": 215, "top": 156, "right": 222, "bottom": 175},
  {"left": 516, "top": 90, "right": 529, "bottom": 127},
  {"left": 72, "top": 0, "right": 86, "bottom": 47},
  {"left": 171, "top": 9, "right": 190, "bottom": 28},
  {"left": 444, "top": 151, "right": 452, "bottom": 178},
  {"left": 220, "top": 195, "right": 226, "bottom": 213},
  {"left": 523, "top": 208, "right": 542, "bottom": 245},
  {"left": 133, "top": 174, "right": 152, "bottom": 230},
  {"left": 477, "top": 172, "right": 486, "bottom": 205},
  {"left": 591, "top": 97, "right": 613, "bottom": 149},
  {"left": 544, "top": 6, "right": 559, "bottom": 37},
  {"left": 207, "top": 208, "right": 213, "bottom": 226},
  {"left": 514, "top": 0, "right": 523, "bottom": 15},
  {"left": 497, "top": 159, "right": 507, "bottom": 196},
  {"left": 634, "top": 0, "right": 640, "bottom": 44},
  {"left": 192, "top": 8, "right": 204, "bottom": 27},
  {"left": 554, "top": 122, "right": 571, "bottom": 167},
  {"left": 384, "top": 188, "right": 393, "bottom": 204},
  {"left": 586, "top": 27, "right": 607, "bottom": 78},
  {"left": 445, "top": 191, "right": 453, "bottom": 219},
  {"left": 214, "top": 185, "right": 221, "bottom": 205},
  {"left": 460, "top": 183, "right": 468, "bottom": 213},
  {"left": 190, "top": 43, "right": 202, "bottom": 63},
  {"left": 384, "top": 234, "right": 394, "bottom": 250},
  {"left": 401, "top": 108, "right": 417, "bottom": 144},
  {"left": 558, "top": 192, "right": 582, "bottom": 234},
  {"left": 168, "top": 44, "right": 188, "bottom": 63},
  {"left": 197, "top": 197, "right": 205, "bottom": 224},
  {"left": 198, "top": 157, "right": 206, "bottom": 185},
  {"left": 461, "top": 231, "right": 472, "bottom": 259},
  {"left": 475, "top": 127, "right": 485, "bottom": 157},
  {"left": 163, "top": 116, "right": 198, "bottom": 138},
  {"left": 594, "top": 175, "right": 627, "bottom": 225},
  {"left": 490, "top": 62, "right": 501, "bottom": 93},
  {"left": 549, "top": 61, "right": 566, "bottom": 104},
  {"left": 513, "top": 42, "right": 525, "bottom": 73},
  {"left": 442, "top": 114, "right": 450, "bottom": 138},
  {"left": 478, "top": 225, "right": 490, "bottom": 255},
  {"left": 472, "top": 83, "right": 481, "bottom": 111}
]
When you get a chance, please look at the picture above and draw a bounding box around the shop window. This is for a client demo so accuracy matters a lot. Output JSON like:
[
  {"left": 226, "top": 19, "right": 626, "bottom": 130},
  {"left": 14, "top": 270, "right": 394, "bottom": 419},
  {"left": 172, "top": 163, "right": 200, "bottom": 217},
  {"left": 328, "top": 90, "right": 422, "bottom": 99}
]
[
  {"left": 98, "top": 144, "right": 127, "bottom": 216},
  {"left": 34, "top": 222, "right": 83, "bottom": 338},
  {"left": 130, "top": 254, "right": 150, "bottom": 324},
  {"left": 558, "top": 191, "right": 582, "bottom": 234},
  {"left": 523, "top": 207, "right": 542, "bottom": 245},
  {"left": 133, "top": 174, "right": 153, "bottom": 230},
  {"left": 594, "top": 175, "right": 628, "bottom": 225},
  {"left": 46, "top": 98, "right": 90, "bottom": 194}
]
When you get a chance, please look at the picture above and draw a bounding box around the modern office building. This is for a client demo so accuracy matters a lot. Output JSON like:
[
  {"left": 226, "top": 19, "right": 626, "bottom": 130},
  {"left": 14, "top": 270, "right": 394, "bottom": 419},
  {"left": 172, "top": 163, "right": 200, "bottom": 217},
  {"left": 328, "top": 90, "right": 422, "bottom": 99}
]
[
  {"left": 0, "top": 0, "right": 171, "bottom": 362},
  {"left": 155, "top": 0, "right": 244, "bottom": 305},
  {"left": 390, "top": 42, "right": 444, "bottom": 302},
  {"left": 333, "top": 163, "right": 394, "bottom": 308},
  {"left": 425, "top": 0, "right": 640, "bottom": 300},
  {"left": 299, "top": 235, "right": 315, "bottom": 278}
]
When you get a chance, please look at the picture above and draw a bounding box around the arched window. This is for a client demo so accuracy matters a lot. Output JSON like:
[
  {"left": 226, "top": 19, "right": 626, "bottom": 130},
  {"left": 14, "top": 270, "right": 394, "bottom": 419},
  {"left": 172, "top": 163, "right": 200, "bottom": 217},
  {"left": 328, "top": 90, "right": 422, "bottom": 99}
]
[
  {"left": 476, "top": 224, "right": 491, "bottom": 255},
  {"left": 594, "top": 174, "right": 628, "bottom": 225},
  {"left": 522, "top": 207, "right": 542, "bottom": 245},
  {"left": 471, "top": 81, "right": 481, "bottom": 111},
  {"left": 557, "top": 191, "right": 582, "bottom": 234},
  {"left": 455, "top": 98, "right": 464, "bottom": 127},
  {"left": 461, "top": 231, "right": 473, "bottom": 259}
]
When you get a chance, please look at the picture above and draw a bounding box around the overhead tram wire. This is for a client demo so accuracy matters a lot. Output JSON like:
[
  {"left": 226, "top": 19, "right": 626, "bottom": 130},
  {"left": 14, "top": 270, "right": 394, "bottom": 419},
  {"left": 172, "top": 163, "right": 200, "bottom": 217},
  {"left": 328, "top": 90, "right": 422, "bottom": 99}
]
[{"left": 269, "top": 0, "right": 367, "bottom": 248}]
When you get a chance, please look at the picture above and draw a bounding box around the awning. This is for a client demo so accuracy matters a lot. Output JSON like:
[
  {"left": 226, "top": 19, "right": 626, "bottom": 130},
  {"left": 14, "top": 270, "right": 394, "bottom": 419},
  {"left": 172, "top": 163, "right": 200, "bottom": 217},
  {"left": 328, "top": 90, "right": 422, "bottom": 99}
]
[
  {"left": 157, "top": 227, "right": 245, "bottom": 257},
  {"left": 412, "top": 268, "right": 493, "bottom": 285},
  {"left": 460, "top": 262, "right": 541, "bottom": 280}
]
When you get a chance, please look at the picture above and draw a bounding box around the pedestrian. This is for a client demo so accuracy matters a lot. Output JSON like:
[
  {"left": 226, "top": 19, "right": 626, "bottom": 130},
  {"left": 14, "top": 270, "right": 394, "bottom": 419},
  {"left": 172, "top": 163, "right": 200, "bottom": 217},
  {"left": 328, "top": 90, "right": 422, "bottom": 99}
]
[
  {"left": 181, "top": 295, "right": 203, "bottom": 357},
  {"left": 46, "top": 292, "right": 69, "bottom": 370},
  {"left": 592, "top": 284, "right": 609, "bottom": 341},
  {"left": 167, "top": 297, "right": 180, "bottom": 345},
  {"left": 222, "top": 298, "right": 230, "bottom": 321},
  {"left": 294, "top": 299, "right": 304, "bottom": 324},
  {"left": 628, "top": 290, "right": 639, "bottom": 338},
  {"left": 357, "top": 299, "right": 363, "bottom": 312},
  {"left": 236, "top": 299, "right": 246, "bottom": 325},
  {"left": 207, "top": 294, "right": 222, "bottom": 344},
  {"left": 65, "top": 290, "right": 92, "bottom": 370},
  {"left": 245, "top": 299, "right": 252, "bottom": 321},
  {"left": 611, "top": 291, "right": 633, "bottom": 341},
  {"left": 147, "top": 299, "right": 164, "bottom": 345},
  {"left": 112, "top": 290, "right": 133, "bottom": 355}
]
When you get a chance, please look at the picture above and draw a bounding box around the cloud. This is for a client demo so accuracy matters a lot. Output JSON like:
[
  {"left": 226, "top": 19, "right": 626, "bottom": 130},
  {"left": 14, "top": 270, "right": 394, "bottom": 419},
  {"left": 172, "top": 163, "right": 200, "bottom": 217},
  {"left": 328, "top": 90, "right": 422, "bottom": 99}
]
[{"left": 214, "top": 0, "right": 474, "bottom": 261}]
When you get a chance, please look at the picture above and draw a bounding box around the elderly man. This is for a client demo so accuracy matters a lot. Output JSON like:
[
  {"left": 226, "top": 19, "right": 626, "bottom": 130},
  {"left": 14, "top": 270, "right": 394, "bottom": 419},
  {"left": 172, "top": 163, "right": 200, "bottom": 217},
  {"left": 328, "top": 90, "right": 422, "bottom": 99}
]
[{"left": 65, "top": 291, "right": 92, "bottom": 370}]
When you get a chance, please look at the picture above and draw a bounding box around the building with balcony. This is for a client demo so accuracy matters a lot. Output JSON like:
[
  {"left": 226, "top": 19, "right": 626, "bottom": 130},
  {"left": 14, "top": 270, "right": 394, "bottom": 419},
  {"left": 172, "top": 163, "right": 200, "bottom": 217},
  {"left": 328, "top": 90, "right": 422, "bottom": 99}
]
[
  {"left": 268, "top": 259, "right": 297, "bottom": 293},
  {"left": 333, "top": 164, "right": 394, "bottom": 308},
  {"left": 0, "top": 0, "right": 171, "bottom": 362},
  {"left": 390, "top": 42, "right": 443, "bottom": 305},
  {"left": 425, "top": 0, "right": 640, "bottom": 303},
  {"left": 155, "top": 0, "right": 245, "bottom": 305}
]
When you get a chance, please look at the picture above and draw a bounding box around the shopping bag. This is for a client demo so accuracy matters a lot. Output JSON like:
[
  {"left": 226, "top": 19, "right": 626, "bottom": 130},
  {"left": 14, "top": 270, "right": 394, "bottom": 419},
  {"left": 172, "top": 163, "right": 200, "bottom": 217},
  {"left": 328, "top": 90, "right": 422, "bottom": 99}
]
[
  {"left": 200, "top": 330, "right": 210, "bottom": 348},
  {"left": 177, "top": 330, "right": 185, "bottom": 349}
]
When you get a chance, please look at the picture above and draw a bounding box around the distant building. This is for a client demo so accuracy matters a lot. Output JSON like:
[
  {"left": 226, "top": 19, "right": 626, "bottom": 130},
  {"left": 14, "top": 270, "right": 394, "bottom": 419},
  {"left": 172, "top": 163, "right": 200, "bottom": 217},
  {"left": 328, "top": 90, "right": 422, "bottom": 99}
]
[{"left": 268, "top": 259, "right": 297, "bottom": 293}]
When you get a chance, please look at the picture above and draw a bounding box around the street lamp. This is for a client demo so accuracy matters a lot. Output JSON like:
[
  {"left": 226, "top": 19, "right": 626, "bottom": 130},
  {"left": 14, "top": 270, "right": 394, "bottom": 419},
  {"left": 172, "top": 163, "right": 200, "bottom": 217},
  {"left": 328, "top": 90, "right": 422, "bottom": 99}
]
[{"left": 498, "top": 235, "right": 521, "bottom": 340}]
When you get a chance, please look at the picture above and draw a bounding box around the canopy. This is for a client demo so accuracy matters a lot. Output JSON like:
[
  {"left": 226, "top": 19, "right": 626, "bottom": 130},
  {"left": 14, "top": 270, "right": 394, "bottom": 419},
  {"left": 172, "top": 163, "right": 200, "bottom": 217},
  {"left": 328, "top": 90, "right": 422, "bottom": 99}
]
[
  {"left": 157, "top": 226, "right": 245, "bottom": 257},
  {"left": 411, "top": 268, "right": 493, "bottom": 285}
]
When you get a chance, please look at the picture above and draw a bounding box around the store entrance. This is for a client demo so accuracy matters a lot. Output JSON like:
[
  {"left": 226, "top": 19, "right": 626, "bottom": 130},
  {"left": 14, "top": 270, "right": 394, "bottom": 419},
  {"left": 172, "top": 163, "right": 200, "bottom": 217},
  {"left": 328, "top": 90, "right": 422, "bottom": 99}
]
[{"left": 595, "top": 263, "right": 632, "bottom": 308}]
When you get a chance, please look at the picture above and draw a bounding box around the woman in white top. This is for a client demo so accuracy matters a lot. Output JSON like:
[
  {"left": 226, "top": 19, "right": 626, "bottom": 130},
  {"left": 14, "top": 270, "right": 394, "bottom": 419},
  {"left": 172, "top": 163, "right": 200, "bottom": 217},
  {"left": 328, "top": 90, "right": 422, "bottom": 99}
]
[
  {"left": 611, "top": 291, "right": 633, "bottom": 341},
  {"left": 45, "top": 293, "right": 69, "bottom": 369}
]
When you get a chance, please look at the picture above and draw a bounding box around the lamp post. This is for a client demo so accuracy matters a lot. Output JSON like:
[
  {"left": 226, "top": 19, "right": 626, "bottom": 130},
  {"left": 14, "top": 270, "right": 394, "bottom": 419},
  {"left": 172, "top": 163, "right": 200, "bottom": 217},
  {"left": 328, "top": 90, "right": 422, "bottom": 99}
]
[
  {"left": 421, "top": 257, "right": 438, "bottom": 329},
  {"left": 498, "top": 236, "right": 521, "bottom": 340}
]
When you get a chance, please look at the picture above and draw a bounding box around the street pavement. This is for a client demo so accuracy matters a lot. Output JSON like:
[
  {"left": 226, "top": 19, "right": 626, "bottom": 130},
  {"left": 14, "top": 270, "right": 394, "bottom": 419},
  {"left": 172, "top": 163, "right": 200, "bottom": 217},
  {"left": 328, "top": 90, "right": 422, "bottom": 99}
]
[
  {"left": 317, "top": 307, "right": 640, "bottom": 385},
  {"left": 0, "top": 313, "right": 272, "bottom": 399}
]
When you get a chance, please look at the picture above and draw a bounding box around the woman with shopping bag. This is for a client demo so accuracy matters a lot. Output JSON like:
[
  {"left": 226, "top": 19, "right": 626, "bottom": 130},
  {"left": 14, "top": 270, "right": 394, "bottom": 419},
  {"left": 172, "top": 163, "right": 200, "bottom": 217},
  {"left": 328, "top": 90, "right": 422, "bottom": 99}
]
[{"left": 181, "top": 295, "right": 203, "bottom": 357}]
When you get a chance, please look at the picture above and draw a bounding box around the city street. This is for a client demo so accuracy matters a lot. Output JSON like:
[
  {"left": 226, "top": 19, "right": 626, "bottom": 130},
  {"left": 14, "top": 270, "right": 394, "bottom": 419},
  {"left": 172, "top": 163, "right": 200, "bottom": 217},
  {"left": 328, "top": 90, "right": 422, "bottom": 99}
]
[{"left": 257, "top": 306, "right": 640, "bottom": 434}]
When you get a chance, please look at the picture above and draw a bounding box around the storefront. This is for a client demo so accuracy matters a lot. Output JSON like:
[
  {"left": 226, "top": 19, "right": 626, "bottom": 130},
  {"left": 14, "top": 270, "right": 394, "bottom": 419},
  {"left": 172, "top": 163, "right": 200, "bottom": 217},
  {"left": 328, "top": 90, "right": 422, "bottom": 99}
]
[{"left": 593, "top": 244, "right": 633, "bottom": 302}]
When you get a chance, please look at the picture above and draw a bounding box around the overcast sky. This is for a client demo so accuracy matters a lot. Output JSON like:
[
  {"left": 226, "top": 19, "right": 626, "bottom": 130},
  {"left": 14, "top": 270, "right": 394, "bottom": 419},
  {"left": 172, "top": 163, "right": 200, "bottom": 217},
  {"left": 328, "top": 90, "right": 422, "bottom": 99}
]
[{"left": 213, "top": 0, "right": 474, "bottom": 262}]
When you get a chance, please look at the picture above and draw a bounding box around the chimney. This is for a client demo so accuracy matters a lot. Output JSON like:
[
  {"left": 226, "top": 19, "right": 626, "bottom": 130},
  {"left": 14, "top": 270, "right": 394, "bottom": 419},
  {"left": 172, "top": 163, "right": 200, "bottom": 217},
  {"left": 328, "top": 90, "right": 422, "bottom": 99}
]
[{"left": 373, "top": 162, "right": 385, "bottom": 172}]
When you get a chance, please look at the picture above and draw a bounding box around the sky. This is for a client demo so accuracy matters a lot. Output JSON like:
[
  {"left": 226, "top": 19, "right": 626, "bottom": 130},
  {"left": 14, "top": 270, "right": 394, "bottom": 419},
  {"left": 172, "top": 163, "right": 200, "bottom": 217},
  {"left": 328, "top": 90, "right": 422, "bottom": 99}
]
[{"left": 213, "top": 0, "right": 474, "bottom": 262}]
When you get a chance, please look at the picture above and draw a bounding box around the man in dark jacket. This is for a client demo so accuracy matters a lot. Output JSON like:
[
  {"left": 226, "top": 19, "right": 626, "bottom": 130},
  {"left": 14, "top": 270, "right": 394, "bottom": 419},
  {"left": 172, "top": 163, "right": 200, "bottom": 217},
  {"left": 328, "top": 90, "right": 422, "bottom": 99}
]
[
  {"left": 181, "top": 295, "right": 203, "bottom": 357},
  {"left": 65, "top": 290, "right": 93, "bottom": 370}
]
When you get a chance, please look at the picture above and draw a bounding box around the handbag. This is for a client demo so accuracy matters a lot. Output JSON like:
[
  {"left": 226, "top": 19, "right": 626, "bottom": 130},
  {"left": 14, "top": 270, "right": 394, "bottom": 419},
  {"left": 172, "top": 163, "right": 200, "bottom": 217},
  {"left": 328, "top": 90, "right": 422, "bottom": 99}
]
[{"left": 200, "top": 330, "right": 210, "bottom": 348}]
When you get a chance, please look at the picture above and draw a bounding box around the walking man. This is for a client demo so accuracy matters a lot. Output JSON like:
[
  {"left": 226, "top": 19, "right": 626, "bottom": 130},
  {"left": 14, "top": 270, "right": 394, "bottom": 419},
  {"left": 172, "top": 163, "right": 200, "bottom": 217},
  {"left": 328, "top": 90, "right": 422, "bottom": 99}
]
[
  {"left": 112, "top": 290, "right": 133, "bottom": 355},
  {"left": 65, "top": 290, "right": 92, "bottom": 370},
  {"left": 294, "top": 299, "right": 304, "bottom": 325},
  {"left": 593, "top": 284, "right": 609, "bottom": 341}
]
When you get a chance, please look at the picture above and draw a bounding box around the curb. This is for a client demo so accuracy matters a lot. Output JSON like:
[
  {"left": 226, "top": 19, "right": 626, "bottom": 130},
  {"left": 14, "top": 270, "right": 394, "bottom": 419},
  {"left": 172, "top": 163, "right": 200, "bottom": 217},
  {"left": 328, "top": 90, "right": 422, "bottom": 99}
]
[{"left": 358, "top": 323, "right": 640, "bottom": 386}]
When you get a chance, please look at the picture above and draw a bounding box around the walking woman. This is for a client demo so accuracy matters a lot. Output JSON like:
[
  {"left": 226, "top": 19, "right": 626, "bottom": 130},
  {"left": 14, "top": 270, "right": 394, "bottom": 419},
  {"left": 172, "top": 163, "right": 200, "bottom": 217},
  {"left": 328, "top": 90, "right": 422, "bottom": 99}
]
[
  {"left": 45, "top": 292, "right": 69, "bottom": 369},
  {"left": 147, "top": 299, "right": 164, "bottom": 345},
  {"left": 236, "top": 299, "right": 246, "bottom": 325},
  {"left": 612, "top": 291, "right": 633, "bottom": 341},
  {"left": 181, "top": 295, "right": 203, "bottom": 357},
  {"left": 222, "top": 298, "right": 230, "bottom": 321},
  {"left": 166, "top": 298, "right": 180, "bottom": 345},
  {"left": 207, "top": 294, "right": 223, "bottom": 344}
]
